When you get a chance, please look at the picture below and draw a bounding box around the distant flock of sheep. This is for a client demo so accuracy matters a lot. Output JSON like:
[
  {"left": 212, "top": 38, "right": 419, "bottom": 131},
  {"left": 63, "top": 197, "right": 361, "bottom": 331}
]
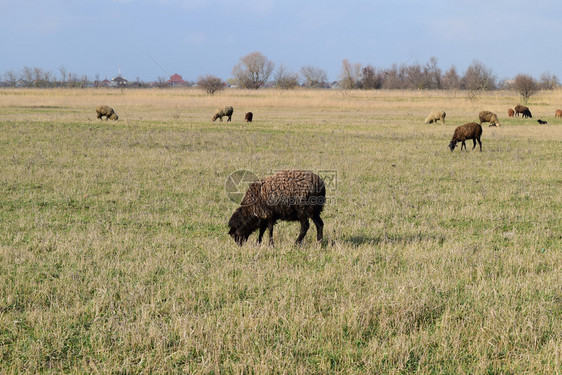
[
  {"left": 93, "top": 102, "right": 558, "bottom": 245},
  {"left": 424, "top": 104, "right": 557, "bottom": 153},
  {"left": 95, "top": 105, "right": 254, "bottom": 123}
]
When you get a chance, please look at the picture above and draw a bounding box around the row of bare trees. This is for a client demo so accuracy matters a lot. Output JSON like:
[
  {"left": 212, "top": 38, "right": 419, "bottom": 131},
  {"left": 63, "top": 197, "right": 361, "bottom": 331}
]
[
  {"left": 1, "top": 66, "right": 107, "bottom": 88},
  {"left": 3, "top": 53, "right": 559, "bottom": 103},
  {"left": 220, "top": 52, "right": 558, "bottom": 102}
]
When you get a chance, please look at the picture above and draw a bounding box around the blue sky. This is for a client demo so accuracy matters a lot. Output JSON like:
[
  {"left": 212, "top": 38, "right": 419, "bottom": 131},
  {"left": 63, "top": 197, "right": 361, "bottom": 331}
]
[{"left": 2, "top": 0, "right": 561, "bottom": 82}]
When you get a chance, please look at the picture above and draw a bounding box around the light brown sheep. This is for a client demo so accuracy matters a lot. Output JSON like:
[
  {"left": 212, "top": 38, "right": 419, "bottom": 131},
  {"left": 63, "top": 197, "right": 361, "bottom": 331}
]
[
  {"left": 96, "top": 105, "right": 118, "bottom": 120},
  {"left": 479, "top": 110, "right": 501, "bottom": 127},
  {"left": 212, "top": 106, "right": 233, "bottom": 122},
  {"left": 448, "top": 122, "right": 482, "bottom": 152},
  {"left": 508, "top": 108, "right": 514, "bottom": 117},
  {"left": 424, "top": 110, "right": 446, "bottom": 125},
  {"left": 555, "top": 109, "right": 562, "bottom": 118}
]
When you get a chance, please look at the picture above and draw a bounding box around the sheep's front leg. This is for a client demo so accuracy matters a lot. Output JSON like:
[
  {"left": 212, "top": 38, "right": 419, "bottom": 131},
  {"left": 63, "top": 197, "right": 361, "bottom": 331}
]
[
  {"left": 257, "top": 223, "right": 267, "bottom": 244},
  {"left": 268, "top": 219, "right": 275, "bottom": 246},
  {"left": 295, "top": 218, "right": 310, "bottom": 245}
]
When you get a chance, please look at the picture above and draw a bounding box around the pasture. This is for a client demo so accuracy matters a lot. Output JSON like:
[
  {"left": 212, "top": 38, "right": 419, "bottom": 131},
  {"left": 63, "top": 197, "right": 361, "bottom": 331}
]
[{"left": 0, "top": 88, "right": 560, "bottom": 373}]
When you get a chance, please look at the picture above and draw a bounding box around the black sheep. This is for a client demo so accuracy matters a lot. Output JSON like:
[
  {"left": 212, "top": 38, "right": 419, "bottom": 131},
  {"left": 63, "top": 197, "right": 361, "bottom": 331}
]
[{"left": 228, "top": 170, "right": 325, "bottom": 245}]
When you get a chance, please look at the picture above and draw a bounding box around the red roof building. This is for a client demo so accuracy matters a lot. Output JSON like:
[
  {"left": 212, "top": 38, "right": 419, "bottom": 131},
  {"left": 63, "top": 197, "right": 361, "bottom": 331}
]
[{"left": 166, "top": 73, "right": 188, "bottom": 86}]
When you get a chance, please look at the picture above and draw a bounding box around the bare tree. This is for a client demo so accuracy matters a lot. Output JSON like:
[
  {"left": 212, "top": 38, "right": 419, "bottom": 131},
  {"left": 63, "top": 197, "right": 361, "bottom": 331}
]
[
  {"left": 59, "top": 65, "right": 67, "bottom": 85},
  {"left": 197, "top": 74, "right": 225, "bottom": 95},
  {"left": 461, "top": 60, "right": 496, "bottom": 91},
  {"left": 359, "top": 65, "right": 382, "bottom": 89},
  {"left": 273, "top": 64, "right": 300, "bottom": 89},
  {"left": 338, "top": 59, "right": 361, "bottom": 90},
  {"left": 232, "top": 51, "right": 275, "bottom": 89},
  {"left": 513, "top": 74, "right": 538, "bottom": 103},
  {"left": 405, "top": 62, "right": 426, "bottom": 89},
  {"left": 80, "top": 75, "right": 89, "bottom": 88},
  {"left": 539, "top": 72, "right": 559, "bottom": 90},
  {"left": 156, "top": 76, "right": 168, "bottom": 88},
  {"left": 381, "top": 64, "right": 407, "bottom": 89},
  {"left": 67, "top": 72, "right": 78, "bottom": 88},
  {"left": 21, "top": 66, "right": 33, "bottom": 87},
  {"left": 424, "top": 57, "right": 441, "bottom": 89},
  {"left": 442, "top": 65, "right": 460, "bottom": 90},
  {"left": 300, "top": 65, "right": 328, "bottom": 88},
  {"left": 4, "top": 70, "right": 18, "bottom": 87}
]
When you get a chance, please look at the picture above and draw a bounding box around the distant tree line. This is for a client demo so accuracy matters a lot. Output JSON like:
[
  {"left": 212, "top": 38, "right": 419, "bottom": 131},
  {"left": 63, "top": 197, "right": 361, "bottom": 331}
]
[
  {"left": 335, "top": 57, "right": 559, "bottom": 92},
  {"left": 0, "top": 66, "right": 161, "bottom": 88},
  {"left": 2, "top": 54, "right": 559, "bottom": 100}
]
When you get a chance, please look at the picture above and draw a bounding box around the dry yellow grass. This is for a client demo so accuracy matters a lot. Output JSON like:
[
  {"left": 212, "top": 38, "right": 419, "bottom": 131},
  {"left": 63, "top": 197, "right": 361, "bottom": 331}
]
[{"left": 0, "top": 88, "right": 560, "bottom": 373}]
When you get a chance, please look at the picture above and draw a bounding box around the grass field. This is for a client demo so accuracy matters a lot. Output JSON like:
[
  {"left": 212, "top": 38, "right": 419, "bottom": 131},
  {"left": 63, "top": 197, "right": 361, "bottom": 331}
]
[{"left": 0, "top": 88, "right": 560, "bottom": 373}]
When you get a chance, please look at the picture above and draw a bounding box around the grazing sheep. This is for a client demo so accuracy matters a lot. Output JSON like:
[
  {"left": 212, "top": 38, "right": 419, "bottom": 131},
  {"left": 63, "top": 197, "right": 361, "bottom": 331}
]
[
  {"left": 96, "top": 105, "right": 118, "bottom": 120},
  {"left": 508, "top": 108, "right": 515, "bottom": 117},
  {"left": 424, "top": 110, "right": 446, "bottom": 125},
  {"left": 555, "top": 109, "right": 562, "bottom": 118},
  {"left": 245, "top": 112, "right": 253, "bottom": 122},
  {"left": 448, "top": 122, "right": 482, "bottom": 152},
  {"left": 212, "top": 106, "right": 233, "bottom": 122},
  {"left": 228, "top": 170, "right": 325, "bottom": 246},
  {"left": 514, "top": 104, "right": 532, "bottom": 118},
  {"left": 537, "top": 119, "right": 548, "bottom": 125},
  {"left": 478, "top": 110, "right": 501, "bottom": 127}
]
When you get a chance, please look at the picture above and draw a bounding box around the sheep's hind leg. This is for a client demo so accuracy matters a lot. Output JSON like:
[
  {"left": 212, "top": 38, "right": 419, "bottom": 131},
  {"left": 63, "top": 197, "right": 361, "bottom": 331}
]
[
  {"left": 477, "top": 138, "right": 482, "bottom": 152},
  {"left": 312, "top": 214, "right": 324, "bottom": 242},
  {"left": 295, "top": 218, "right": 310, "bottom": 244}
]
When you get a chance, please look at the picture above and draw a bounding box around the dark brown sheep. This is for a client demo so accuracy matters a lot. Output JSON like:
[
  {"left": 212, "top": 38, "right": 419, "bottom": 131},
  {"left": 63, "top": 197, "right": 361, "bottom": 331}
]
[
  {"left": 96, "top": 105, "right": 118, "bottom": 120},
  {"left": 508, "top": 108, "right": 514, "bottom": 117},
  {"left": 245, "top": 112, "right": 253, "bottom": 122},
  {"left": 212, "top": 106, "right": 233, "bottom": 122},
  {"left": 448, "top": 122, "right": 482, "bottom": 152},
  {"left": 479, "top": 110, "right": 501, "bottom": 127},
  {"left": 228, "top": 170, "right": 325, "bottom": 246},
  {"left": 555, "top": 109, "right": 562, "bottom": 118},
  {"left": 514, "top": 104, "right": 532, "bottom": 118}
]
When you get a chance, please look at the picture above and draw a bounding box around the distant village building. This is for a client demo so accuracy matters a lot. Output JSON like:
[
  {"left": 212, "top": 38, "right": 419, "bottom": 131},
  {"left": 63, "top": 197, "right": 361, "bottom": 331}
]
[
  {"left": 166, "top": 73, "right": 189, "bottom": 87},
  {"left": 111, "top": 76, "right": 128, "bottom": 87}
]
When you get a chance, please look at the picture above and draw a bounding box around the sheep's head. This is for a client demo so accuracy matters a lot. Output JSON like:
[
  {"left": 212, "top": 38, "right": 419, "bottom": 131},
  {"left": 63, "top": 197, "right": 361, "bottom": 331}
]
[
  {"left": 109, "top": 113, "right": 118, "bottom": 120},
  {"left": 448, "top": 141, "right": 457, "bottom": 152},
  {"left": 228, "top": 207, "right": 260, "bottom": 246}
]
